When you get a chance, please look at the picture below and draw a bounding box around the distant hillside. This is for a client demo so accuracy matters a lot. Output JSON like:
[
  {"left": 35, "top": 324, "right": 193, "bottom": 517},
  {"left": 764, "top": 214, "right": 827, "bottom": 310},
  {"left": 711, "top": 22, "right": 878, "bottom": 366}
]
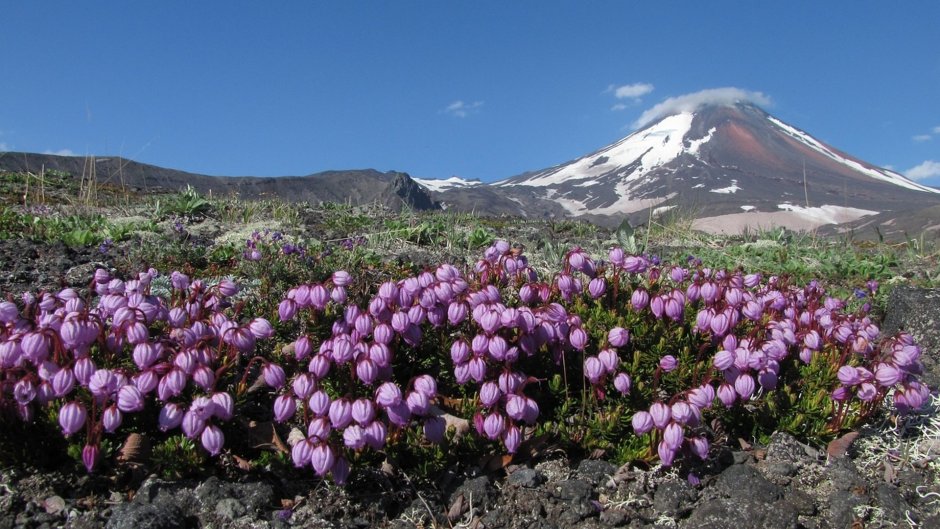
[{"left": 0, "top": 152, "right": 439, "bottom": 212}]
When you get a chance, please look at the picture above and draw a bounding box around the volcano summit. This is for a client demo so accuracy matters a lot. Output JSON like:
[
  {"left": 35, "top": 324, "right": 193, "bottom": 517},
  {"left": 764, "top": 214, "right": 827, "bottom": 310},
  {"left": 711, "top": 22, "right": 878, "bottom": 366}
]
[{"left": 425, "top": 101, "right": 940, "bottom": 233}]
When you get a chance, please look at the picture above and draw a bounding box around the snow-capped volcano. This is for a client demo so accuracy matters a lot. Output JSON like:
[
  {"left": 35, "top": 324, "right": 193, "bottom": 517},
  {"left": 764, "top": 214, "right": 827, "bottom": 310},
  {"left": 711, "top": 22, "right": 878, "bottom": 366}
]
[{"left": 489, "top": 102, "right": 939, "bottom": 231}]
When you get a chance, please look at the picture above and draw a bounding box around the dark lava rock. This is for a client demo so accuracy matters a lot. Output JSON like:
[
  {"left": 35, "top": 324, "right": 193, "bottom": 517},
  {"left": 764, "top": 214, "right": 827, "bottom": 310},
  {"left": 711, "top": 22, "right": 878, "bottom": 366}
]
[
  {"left": 716, "top": 464, "right": 783, "bottom": 501},
  {"left": 824, "top": 457, "right": 867, "bottom": 492},
  {"left": 105, "top": 502, "right": 188, "bottom": 529},
  {"left": 881, "top": 287, "right": 940, "bottom": 389},
  {"left": 554, "top": 478, "right": 593, "bottom": 502},
  {"left": 765, "top": 432, "right": 819, "bottom": 464},
  {"left": 194, "top": 476, "right": 273, "bottom": 516},
  {"left": 577, "top": 459, "right": 618, "bottom": 486},
  {"left": 827, "top": 490, "right": 868, "bottom": 529},
  {"left": 681, "top": 496, "right": 799, "bottom": 529},
  {"left": 449, "top": 475, "right": 494, "bottom": 512},
  {"left": 507, "top": 467, "right": 545, "bottom": 488},
  {"left": 653, "top": 480, "right": 697, "bottom": 518}
]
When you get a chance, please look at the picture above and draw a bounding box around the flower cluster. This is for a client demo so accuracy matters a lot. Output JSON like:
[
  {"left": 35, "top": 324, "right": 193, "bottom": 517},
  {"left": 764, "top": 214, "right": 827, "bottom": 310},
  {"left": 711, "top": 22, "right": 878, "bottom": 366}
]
[
  {"left": 0, "top": 269, "right": 272, "bottom": 471},
  {"left": 0, "top": 239, "right": 931, "bottom": 483}
]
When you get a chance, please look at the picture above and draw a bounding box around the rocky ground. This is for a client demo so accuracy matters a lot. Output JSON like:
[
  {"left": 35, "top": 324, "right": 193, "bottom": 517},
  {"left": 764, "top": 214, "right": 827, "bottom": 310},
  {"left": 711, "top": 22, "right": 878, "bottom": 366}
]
[
  {"left": 1, "top": 422, "right": 939, "bottom": 529},
  {"left": 1, "top": 207, "right": 939, "bottom": 529}
]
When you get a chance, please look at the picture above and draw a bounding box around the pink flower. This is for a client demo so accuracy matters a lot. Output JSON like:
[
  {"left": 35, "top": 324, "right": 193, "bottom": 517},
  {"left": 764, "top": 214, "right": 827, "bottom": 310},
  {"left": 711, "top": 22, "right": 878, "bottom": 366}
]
[
  {"left": 248, "top": 318, "right": 274, "bottom": 339},
  {"left": 569, "top": 328, "right": 588, "bottom": 351},
  {"left": 658, "top": 442, "right": 677, "bottom": 467},
  {"left": 505, "top": 395, "right": 527, "bottom": 421},
  {"left": 630, "top": 289, "right": 650, "bottom": 311},
  {"left": 875, "top": 363, "right": 902, "bottom": 387},
  {"left": 734, "top": 374, "right": 756, "bottom": 399},
  {"left": 648, "top": 403, "right": 671, "bottom": 430},
  {"left": 59, "top": 402, "right": 87, "bottom": 436},
  {"left": 331, "top": 270, "right": 352, "bottom": 287},
  {"left": 405, "top": 391, "right": 430, "bottom": 415},
  {"left": 116, "top": 384, "right": 144, "bottom": 412},
  {"left": 631, "top": 411, "right": 654, "bottom": 435},
  {"left": 343, "top": 424, "right": 366, "bottom": 449},
  {"left": 687, "top": 385, "right": 714, "bottom": 409},
  {"left": 659, "top": 355, "right": 678, "bottom": 372},
  {"left": 375, "top": 382, "right": 403, "bottom": 408},
  {"left": 613, "top": 373, "right": 631, "bottom": 395},
  {"left": 210, "top": 392, "right": 234, "bottom": 420},
  {"left": 503, "top": 424, "right": 522, "bottom": 454},
  {"left": 413, "top": 375, "right": 438, "bottom": 398},
  {"left": 311, "top": 444, "right": 335, "bottom": 476},
  {"left": 158, "top": 403, "right": 184, "bottom": 431},
  {"left": 584, "top": 356, "right": 604, "bottom": 384},
  {"left": 479, "top": 381, "right": 502, "bottom": 408},
  {"left": 82, "top": 444, "right": 100, "bottom": 473},
  {"left": 662, "top": 422, "right": 684, "bottom": 451},
  {"left": 292, "top": 439, "right": 314, "bottom": 468},
  {"left": 690, "top": 436, "right": 710, "bottom": 460},
  {"left": 483, "top": 412, "right": 506, "bottom": 440},
  {"left": 201, "top": 424, "right": 224, "bottom": 455},
  {"left": 274, "top": 394, "right": 296, "bottom": 423},
  {"left": 351, "top": 399, "right": 376, "bottom": 425},
  {"left": 607, "top": 327, "right": 630, "bottom": 348},
  {"left": 713, "top": 350, "right": 735, "bottom": 371},
  {"left": 278, "top": 299, "right": 297, "bottom": 321},
  {"left": 717, "top": 383, "right": 737, "bottom": 407},
  {"left": 329, "top": 398, "right": 353, "bottom": 429},
  {"left": 598, "top": 349, "right": 620, "bottom": 373}
]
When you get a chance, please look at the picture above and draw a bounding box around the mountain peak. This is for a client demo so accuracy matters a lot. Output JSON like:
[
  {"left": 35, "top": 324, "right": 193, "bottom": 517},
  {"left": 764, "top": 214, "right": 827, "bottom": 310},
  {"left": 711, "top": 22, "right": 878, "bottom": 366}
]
[
  {"left": 632, "top": 87, "right": 772, "bottom": 129},
  {"left": 495, "top": 102, "right": 938, "bottom": 230}
]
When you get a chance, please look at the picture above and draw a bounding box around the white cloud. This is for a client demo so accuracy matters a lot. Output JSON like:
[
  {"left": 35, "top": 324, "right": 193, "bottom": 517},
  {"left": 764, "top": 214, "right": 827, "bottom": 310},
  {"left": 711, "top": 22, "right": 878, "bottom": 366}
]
[
  {"left": 443, "top": 100, "right": 484, "bottom": 118},
  {"left": 913, "top": 134, "right": 932, "bottom": 142},
  {"left": 43, "top": 148, "right": 76, "bottom": 156},
  {"left": 611, "top": 82, "right": 654, "bottom": 100},
  {"left": 905, "top": 160, "right": 940, "bottom": 181},
  {"left": 610, "top": 103, "right": 628, "bottom": 111},
  {"left": 633, "top": 87, "right": 772, "bottom": 129},
  {"left": 0, "top": 142, "right": 7, "bottom": 151},
  {"left": 933, "top": 126, "right": 940, "bottom": 134}
]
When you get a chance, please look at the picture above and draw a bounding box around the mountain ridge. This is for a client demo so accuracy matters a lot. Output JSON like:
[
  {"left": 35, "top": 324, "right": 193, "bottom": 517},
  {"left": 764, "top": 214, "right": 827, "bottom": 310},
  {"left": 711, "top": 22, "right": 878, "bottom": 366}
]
[{"left": 3, "top": 102, "right": 938, "bottom": 236}]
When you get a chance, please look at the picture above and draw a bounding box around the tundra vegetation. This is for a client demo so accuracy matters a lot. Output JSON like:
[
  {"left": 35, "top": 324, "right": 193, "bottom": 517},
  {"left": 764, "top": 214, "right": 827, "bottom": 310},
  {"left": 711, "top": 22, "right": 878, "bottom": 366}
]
[{"left": 0, "top": 168, "right": 938, "bottom": 486}]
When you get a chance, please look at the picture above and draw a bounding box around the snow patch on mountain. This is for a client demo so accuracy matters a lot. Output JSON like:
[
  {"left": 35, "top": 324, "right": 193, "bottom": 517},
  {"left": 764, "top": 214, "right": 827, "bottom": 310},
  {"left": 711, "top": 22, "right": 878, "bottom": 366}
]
[
  {"left": 499, "top": 112, "right": 695, "bottom": 188},
  {"left": 710, "top": 180, "right": 741, "bottom": 194},
  {"left": 687, "top": 127, "right": 716, "bottom": 156},
  {"left": 414, "top": 176, "right": 483, "bottom": 193},
  {"left": 767, "top": 116, "right": 940, "bottom": 194},
  {"left": 777, "top": 203, "right": 878, "bottom": 224},
  {"left": 695, "top": 204, "right": 877, "bottom": 234}
]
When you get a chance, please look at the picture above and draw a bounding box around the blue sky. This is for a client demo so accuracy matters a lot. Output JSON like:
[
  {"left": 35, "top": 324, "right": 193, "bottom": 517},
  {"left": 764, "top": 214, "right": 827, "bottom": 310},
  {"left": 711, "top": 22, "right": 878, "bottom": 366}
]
[{"left": 1, "top": 1, "right": 938, "bottom": 186}]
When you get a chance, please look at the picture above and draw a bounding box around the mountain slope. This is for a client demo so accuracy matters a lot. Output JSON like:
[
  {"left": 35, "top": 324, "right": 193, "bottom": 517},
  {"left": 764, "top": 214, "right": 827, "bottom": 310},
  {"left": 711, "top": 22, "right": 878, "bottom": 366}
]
[{"left": 479, "top": 103, "right": 939, "bottom": 230}]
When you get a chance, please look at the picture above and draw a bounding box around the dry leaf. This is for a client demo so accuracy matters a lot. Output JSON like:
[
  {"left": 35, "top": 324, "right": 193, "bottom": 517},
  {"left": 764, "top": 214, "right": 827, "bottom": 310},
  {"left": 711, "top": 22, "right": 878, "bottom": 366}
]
[
  {"left": 738, "top": 438, "right": 752, "bottom": 450},
  {"left": 883, "top": 461, "right": 898, "bottom": 483},
  {"left": 232, "top": 454, "right": 253, "bottom": 471},
  {"left": 447, "top": 494, "right": 467, "bottom": 521},
  {"left": 479, "top": 453, "right": 514, "bottom": 473},
  {"left": 117, "top": 433, "right": 150, "bottom": 465},
  {"left": 827, "top": 431, "right": 859, "bottom": 459}
]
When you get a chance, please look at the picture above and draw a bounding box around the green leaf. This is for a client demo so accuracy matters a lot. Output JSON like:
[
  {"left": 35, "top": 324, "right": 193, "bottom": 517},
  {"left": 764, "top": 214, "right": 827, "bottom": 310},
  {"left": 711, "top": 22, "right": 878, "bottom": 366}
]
[{"left": 616, "top": 218, "right": 637, "bottom": 253}]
